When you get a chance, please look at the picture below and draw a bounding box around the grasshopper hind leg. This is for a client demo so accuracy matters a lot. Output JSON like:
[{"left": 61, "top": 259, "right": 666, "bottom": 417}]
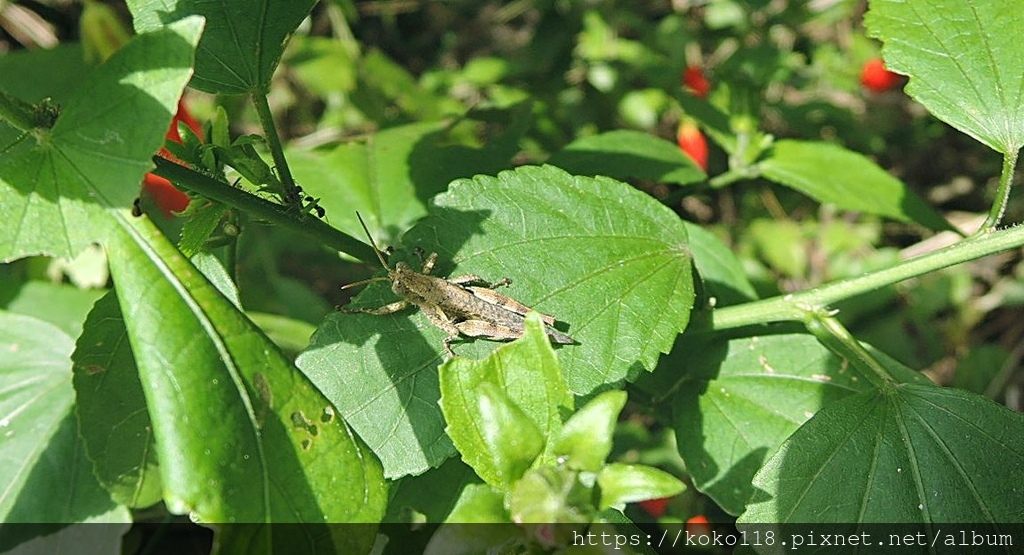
[{"left": 340, "top": 299, "right": 410, "bottom": 315}]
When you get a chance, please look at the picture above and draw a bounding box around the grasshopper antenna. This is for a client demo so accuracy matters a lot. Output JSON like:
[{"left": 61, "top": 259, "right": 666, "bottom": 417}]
[
  {"left": 342, "top": 212, "right": 392, "bottom": 291},
  {"left": 356, "top": 211, "right": 390, "bottom": 270}
]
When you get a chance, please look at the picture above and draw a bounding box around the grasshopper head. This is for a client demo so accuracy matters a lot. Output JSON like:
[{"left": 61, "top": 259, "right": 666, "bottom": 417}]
[
  {"left": 390, "top": 261, "right": 414, "bottom": 297},
  {"left": 340, "top": 212, "right": 395, "bottom": 292}
]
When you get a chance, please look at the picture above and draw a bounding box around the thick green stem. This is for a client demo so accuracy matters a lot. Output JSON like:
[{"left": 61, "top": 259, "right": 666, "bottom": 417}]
[
  {"left": 710, "top": 224, "right": 1024, "bottom": 330},
  {"left": 251, "top": 93, "right": 301, "bottom": 207},
  {"left": 151, "top": 156, "right": 377, "bottom": 263},
  {"left": 979, "top": 150, "right": 1019, "bottom": 231}
]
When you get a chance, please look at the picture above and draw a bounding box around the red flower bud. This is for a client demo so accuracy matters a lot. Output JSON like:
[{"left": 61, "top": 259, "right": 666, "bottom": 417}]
[
  {"left": 682, "top": 66, "right": 711, "bottom": 99},
  {"left": 677, "top": 121, "right": 709, "bottom": 171},
  {"left": 860, "top": 58, "right": 902, "bottom": 92},
  {"left": 639, "top": 497, "right": 671, "bottom": 518}
]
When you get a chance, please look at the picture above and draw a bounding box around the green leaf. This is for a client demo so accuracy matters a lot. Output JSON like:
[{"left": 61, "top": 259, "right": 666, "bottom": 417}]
[
  {"left": 353, "top": 49, "right": 462, "bottom": 121},
  {"left": 865, "top": 0, "right": 1024, "bottom": 153},
  {"left": 748, "top": 219, "right": 807, "bottom": 279},
  {"left": 407, "top": 165, "right": 695, "bottom": 394},
  {"left": 0, "top": 312, "right": 128, "bottom": 532},
  {"left": 106, "top": 216, "right": 385, "bottom": 542},
  {"left": 741, "top": 382, "right": 1024, "bottom": 523},
  {"left": 72, "top": 291, "right": 162, "bottom": 509},
  {"left": 129, "top": 0, "right": 317, "bottom": 95},
  {"left": 1, "top": 280, "right": 104, "bottom": 338},
  {"left": 441, "top": 380, "right": 545, "bottom": 489},
  {"left": 596, "top": 463, "right": 684, "bottom": 510},
  {"left": 178, "top": 202, "right": 228, "bottom": 257},
  {"left": 547, "top": 130, "right": 706, "bottom": 186},
  {"left": 0, "top": 45, "right": 90, "bottom": 147},
  {"left": 445, "top": 312, "right": 572, "bottom": 451},
  {"left": 288, "top": 120, "right": 519, "bottom": 245},
  {"left": 759, "top": 140, "right": 950, "bottom": 230},
  {"left": 247, "top": 311, "right": 317, "bottom": 355},
  {"left": 553, "top": 390, "right": 627, "bottom": 472},
  {"left": 298, "top": 307, "right": 455, "bottom": 479},
  {"left": 0, "top": 18, "right": 202, "bottom": 262},
  {"left": 684, "top": 222, "right": 758, "bottom": 305},
  {"left": 436, "top": 314, "right": 570, "bottom": 485},
  {"left": 286, "top": 36, "right": 358, "bottom": 96},
  {"left": 445, "top": 483, "right": 511, "bottom": 523},
  {"left": 671, "top": 333, "right": 930, "bottom": 516}
]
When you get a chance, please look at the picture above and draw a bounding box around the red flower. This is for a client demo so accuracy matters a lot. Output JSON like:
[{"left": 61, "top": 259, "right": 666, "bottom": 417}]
[
  {"left": 682, "top": 66, "right": 711, "bottom": 99},
  {"left": 142, "top": 173, "right": 192, "bottom": 216},
  {"left": 639, "top": 497, "right": 671, "bottom": 518},
  {"left": 142, "top": 99, "right": 202, "bottom": 217},
  {"left": 860, "top": 58, "right": 902, "bottom": 92},
  {"left": 677, "top": 120, "right": 709, "bottom": 171}
]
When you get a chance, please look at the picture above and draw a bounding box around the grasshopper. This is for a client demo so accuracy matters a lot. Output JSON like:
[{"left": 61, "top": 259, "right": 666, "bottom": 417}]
[{"left": 342, "top": 213, "right": 574, "bottom": 356}]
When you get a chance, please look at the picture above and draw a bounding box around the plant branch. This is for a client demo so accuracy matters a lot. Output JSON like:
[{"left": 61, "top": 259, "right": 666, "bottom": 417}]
[
  {"left": 251, "top": 93, "right": 301, "bottom": 207},
  {"left": 151, "top": 156, "right": 378, "bottom": 263},
  {"left": 709, "top": 224, "right": 1024, "bottom": 330},
  {"left": 979, "top": 149, "right": 1019, "bottom": 231}
]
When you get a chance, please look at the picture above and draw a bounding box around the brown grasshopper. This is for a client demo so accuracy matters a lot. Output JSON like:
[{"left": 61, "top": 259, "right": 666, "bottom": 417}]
[{"left": 341, "top": 213, "right": 574, "bottom": 356}]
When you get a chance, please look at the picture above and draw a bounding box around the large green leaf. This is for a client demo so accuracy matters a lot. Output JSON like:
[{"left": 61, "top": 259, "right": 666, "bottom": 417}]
[
  {"left": 0, "top": 18, "right": 201, "bottom": 262},
  {"left": 0, "top": 45, "right": 89, "bottom": 148},
  {"left": 866, "top": 0, "right": 1024, "bottom": 154},
  {"left": 669, "top": 333, "right": 930, "bottom": 516},
  {"left": 547, "top": 130, "right": 706, "bottom": 186},
  {"left": 298, "top": 307, "right": 456, "bottom": 479},
  {"left": 106, "top": 215, "right": 385, "bottom": 547},
  {"left": 408, "top": 165, "right": 695, "bottom": 393},
  {"left": 288, "top": 120, "right": 521, "bottom": 246},
  {"left": 298, "top": 165, "right": 694, "bottom": 478},
  {"left": 1, "top": 280, "right": 105, "bottom": 338},
  {"left": 741, "top": 382, "right": 1024, "bottom": 523},
  {"left": 72, "top": 291, "right": 162, "bottom": 509},
  {"left": 0, "top": 312, "right": 128, "bottom": 551},
  {"left": 129, "top": 0, "right": 316, "bottom": 95},
  {"left": 759, "top": 140, "right": 950, "bottom": 230}
]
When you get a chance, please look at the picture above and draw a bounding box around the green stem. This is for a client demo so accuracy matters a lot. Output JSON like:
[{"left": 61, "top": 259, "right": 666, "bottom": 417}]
[
  {"left": 979, "top": 150, "right": 1019, "bottom": 231},
  {"left": 710, "top": 224, "right": 1024, "bottom": 330},
  {"left": 251, "top": 93, "right": 301, "bottom": 207},
  {"left": 803, "top": 312, "right": 891, "bottom": 388},
  {"left": 151, "top": 156, "right": 378, "bottom": 263}
]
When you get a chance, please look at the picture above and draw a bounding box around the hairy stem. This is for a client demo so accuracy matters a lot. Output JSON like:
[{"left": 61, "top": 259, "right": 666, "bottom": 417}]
[
  {"left": 979, "top": 150, "right": 1019, "bottom": 232},
  {"left": 710, "top": 224, "right": 1024, "bottom": 330},
  {"left": 151, "top": 156, "right": 377, "bottom": 263},
  {"left": 251, "top": 93, "right": 301, "bottom": 208}
]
